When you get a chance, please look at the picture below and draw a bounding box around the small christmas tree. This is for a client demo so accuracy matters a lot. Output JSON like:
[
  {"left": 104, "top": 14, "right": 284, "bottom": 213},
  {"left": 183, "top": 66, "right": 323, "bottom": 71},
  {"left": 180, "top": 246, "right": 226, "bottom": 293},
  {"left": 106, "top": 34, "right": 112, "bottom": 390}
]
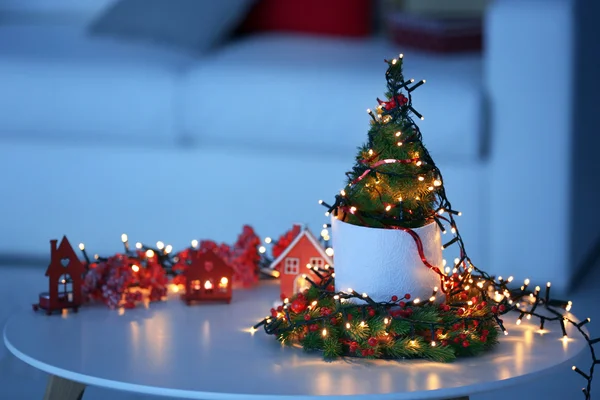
[{"left": 325, "top": 55, "right": 455, "bottom": 232}]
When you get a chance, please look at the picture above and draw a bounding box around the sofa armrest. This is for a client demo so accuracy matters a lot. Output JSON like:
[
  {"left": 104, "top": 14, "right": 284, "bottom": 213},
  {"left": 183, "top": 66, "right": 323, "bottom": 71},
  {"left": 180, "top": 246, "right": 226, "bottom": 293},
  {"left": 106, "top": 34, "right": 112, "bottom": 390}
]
[{"left": 484, "top": 0, "right": 575, "bottom": 292}]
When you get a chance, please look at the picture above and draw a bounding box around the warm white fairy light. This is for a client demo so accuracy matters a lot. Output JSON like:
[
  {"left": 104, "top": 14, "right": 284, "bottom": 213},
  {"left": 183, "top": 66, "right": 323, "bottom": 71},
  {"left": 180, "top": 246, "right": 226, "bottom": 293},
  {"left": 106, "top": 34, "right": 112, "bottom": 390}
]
[
  {"left": 145, "top": 249, "right": 154, "bottom": 258},
  {"left": 283, "top": 298, "right": 289, "bottom": 304},
  {"left": 566, "top": 301, "right": 573, "bottom": 312},
  {"left": 165, "top": 244, "right": 173, "bottom": 254},
  {"left": 418, "top": 176, "right": 425, "bottom": 181},
  {"left": 395, "top": 131, "right": 402, "bottom": 137},
  {"left": 135, "top": 242, "right": 142, "bottom": 249},
  {"left": 362, "top": 293, "right": 368, "bottom": 298},
  {"left": 340, "top": 189, "right": 346, "bottom": 196},
  {"left": 384, "top": 318, "right": 389, "bottom": 325},
  {"left": 191, "top": 239, "right": 199, "bottom": 248},
  {"left": 434, "top": 180, "right": 442, "bottom": 187},
  {"left": 322, "top": 328, "right": 328, "bottom": 337},
  {"left": 438, "top": 208, "right": 445, "bottom": 215},
  {"left": 259, "top": 246, "right": 266, "bottom": 254},
  {"left": 264, "top": 237, "right": 272, "bottom": 244},
  {"left": 346, "top": 322, "right": 351, "bottom": 329},
  {"left": 78, "top": 243, "right": 85, "bottom": 251},
  {"left": 325, "top": 247, "right": 334, "bottom": 257},
  {"left": 350, "top": 206, "right": 357, "bottom": 214},
  {"left": 333, "top": 295, "right": 340, "bottom": 300},
  {"left": 156, "top": 241, "right": 165, "bottom": 250},
  {"left": 311, "top": 300, "right": 318, "bottom": 307},
  {"left": 131, "top": 265, "right": 140, "bottom": 272},
  {"left": 360, "top": 321, "right": 366, "bottom": 327},
  {"left": 321, "top": 229, "right": 328, "bottom": 237},
  {"left": 413, "top": 298, "right": 421, "bottom": 304},
  {"left": 385, "top": 205, "right": 392, "bottom": 211},
  {"left": 397, "top": 142, "right": 403, "bottom": 146}
]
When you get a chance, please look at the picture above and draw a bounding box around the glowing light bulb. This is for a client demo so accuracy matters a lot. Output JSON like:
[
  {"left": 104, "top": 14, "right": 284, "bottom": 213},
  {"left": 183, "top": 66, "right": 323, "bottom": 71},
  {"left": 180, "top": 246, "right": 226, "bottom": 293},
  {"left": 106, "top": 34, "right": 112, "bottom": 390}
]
[
  {"left": 399, "top": 53, "right": 404, "bottom": 59},
  {"left": 418, "top": 176, "right": 425, "bottom": 181},
  {"left": 259, "top": 246, "right": 266, "bottom": 254},
  {"left": 321, "top": 229, "right": 328, "bottom": 237},
  {"left": 434, "top": 180, "right": 442, "bottom": 187},
  {"left": 78, "top": 243, "right": 85, "bottom": 251},
  {"left": 431, "top": 341, "right": 437, "bottom": 347},
  {"left": 131, "top": 265, "right": 140, "bottom": 272},
  {"left": 283, "top": 298, "right": 289, "bottom": 304},
  {"left": 413, "top": 298, "right": 421, "bottom": 304},
  {"left": 430, "top": 296, "right": 436, "bottom": 302},
  {"left": 145, "top": 249, "right": 154, "bottom": 258},
  {"left": 191, "top": 239, "right": 199, "bottom": 248},
  {"left": 265, "top": 237, "right": 272, "bottom": 244},
  {"left": 524, "top": 278, "right": 530, "bottom": 285},
  {"left": 346, "top": 322, "right": 351, "bottom": 329},
  {"left": 220, "top": 277, "right": 228, "bottom": 285},
  {"left": 350, "top": 206, "right": 357, "bottom": 214},
  {"left": 135, "top": 242, "right": 142, "bottom": 249},
  {"left": 438, "top": 208, "right": 445, "bottom": 215},
  {"left": 384, "top": 318, "right": 389, "bottom": 324},
  {"left": 392, "top": 59, "right": 397, "bottom": 64},
  {"left": 360, "top": 321, "right": 366, "bottom": 327},
  {"left": 397, "top": 142, "right": 403, "bottom": 146},
  {"left": 347, "top": 288, "right": 353, "bottom": 293},
  {"left": 325, "top": 248, "right": 334, "bottom": 257},
  {"left": 333, "top": 295, "right": 340, "bottom": 300},
  {"left": 322, "top": 329, "right": 328, "bottom": 337},
  {"left": 385, "top": 205, "right": 392, "bottom": 211},
  {"left": 340, "top": 189, "right": 346, "bottom": 196},
  {"left": 156, "top": 241, "right": 165, "bottom": 250},
  {"left": 165, "top": 245, "right": 173, "bottom": 254},
  {"left": 311, "top": 301, "right": 318, "bottom": 306},
  {"left": 362, "top": 293, "right": 368, "bottom": 298},
  {"left": 508, "top": 276, "right": 514, "bottom": 282},
  {"left": 416, "top": 161, "right": 422, "bottom": 166}
]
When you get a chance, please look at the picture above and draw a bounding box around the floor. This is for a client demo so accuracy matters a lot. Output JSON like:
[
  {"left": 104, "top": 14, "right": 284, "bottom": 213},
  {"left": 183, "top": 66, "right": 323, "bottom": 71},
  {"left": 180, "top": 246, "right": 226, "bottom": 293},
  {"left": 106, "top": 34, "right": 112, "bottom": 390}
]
[{"left": 0, "top": 265, "right": 598, "bottom": 400}]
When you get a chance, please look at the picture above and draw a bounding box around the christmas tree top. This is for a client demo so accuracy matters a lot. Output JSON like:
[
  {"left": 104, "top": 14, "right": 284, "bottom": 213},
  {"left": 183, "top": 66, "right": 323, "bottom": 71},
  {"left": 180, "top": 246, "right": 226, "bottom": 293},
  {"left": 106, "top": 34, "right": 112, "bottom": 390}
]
[{"left": 323, "top": 54, "right": 459, "bottom": 230}]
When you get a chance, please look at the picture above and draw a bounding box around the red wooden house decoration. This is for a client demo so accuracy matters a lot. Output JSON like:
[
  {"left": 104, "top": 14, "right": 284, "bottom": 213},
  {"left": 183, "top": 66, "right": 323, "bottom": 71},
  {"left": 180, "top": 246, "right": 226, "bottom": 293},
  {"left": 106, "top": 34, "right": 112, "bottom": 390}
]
[
  {"left": 270, "top": 227, "right": 333, "bottom": 300},
  {"left": 33, "top": 236, "right": 85, "bottom": 315},
  {"left": 182, "top": 249, "right": 234, "bottom": 305}
]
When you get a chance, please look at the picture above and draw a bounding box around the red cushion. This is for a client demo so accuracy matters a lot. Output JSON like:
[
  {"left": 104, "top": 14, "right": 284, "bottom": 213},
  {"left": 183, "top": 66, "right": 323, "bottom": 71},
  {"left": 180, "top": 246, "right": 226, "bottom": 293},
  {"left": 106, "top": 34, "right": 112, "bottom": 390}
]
[{"left": 240, "top": 0, "right": 372, "bottom": 37}]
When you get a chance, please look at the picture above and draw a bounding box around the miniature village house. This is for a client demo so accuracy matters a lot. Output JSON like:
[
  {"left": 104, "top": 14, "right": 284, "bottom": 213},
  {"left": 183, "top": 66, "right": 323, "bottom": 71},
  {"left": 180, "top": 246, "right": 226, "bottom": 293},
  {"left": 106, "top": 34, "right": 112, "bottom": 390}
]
[
  {"left": 33, "top": 236, "right": 85, "bottom": 315},
  {"left": 182, "top": 249, "right": 233, "bottom": 305},
  {"left": 270, "top": 227, "right": 333, "bottom": 299}
]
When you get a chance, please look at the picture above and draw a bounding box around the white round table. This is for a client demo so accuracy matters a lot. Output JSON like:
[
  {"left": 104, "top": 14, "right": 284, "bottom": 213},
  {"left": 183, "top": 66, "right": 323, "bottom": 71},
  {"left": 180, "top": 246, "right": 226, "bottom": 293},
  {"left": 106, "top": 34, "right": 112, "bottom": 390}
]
[{"left": 3, "top": 281, "right": 587, "bottom": 400}]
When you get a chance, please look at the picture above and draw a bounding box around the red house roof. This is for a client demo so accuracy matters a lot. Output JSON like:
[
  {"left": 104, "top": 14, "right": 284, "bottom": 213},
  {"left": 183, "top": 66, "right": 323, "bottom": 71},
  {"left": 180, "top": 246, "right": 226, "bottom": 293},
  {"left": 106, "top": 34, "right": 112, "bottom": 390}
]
[
  {"left": 45, "top": 236, "right": 85, "bottom": 278},
  {"left": 269, "top": 228, "right": 333, "bottom": 271}
]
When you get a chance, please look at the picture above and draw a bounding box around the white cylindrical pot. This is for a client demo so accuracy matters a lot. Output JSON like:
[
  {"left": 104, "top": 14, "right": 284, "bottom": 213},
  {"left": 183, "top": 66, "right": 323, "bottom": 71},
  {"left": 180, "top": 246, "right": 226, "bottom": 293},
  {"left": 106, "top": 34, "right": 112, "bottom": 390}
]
[{"left": 331, "top": 217, "right": 442, "bottom": 302}]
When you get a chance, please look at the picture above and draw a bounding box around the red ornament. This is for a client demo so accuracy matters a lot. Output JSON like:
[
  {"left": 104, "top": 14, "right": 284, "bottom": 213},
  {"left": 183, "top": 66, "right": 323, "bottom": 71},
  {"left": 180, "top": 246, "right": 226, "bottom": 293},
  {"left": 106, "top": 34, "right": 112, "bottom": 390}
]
[
  {"left": 309, "top": 324, "right": 319, "bottom": 332},
  {"left": 457, "top": 308, "right": 465, "bottom": 315},
  {"left": 290, "top": 298, "right": 307, "bottom": 313},
  {"left": 304, "top": 314, "right": 311, "bottom": 321},
  {"left": 404, "top": 293, "right": 411, "bottom": 300},
  {"left": 368, "top": 337, "right": 378, "bottom": 347},
  {"left": 391, "top": 295, "right": 398, "bottom": 302},
  {"left": 399, "top": 301, "right": 406, "bottom": 308},
  {"left": 270, "top": 308, "right": 278, "bottom": 317},
  {"left": 378, "top": 94, "right": 409, "bottom": 110},
  {"left": 462, "top": 340, "right": 470, "bottom": 348},
  {"left": 499, "top": 305, "right": 506, "bottom": 312},
  {"left": 491, "top": 306, "right": 498, "bottom": 314},
  {"left": 368, "top": 309, "right": 376, "bottom": 317},
  {"left": 33, "top": 237, "right": 85, "bottom": 315},
  {"left": 361, "top": 349, "right": 369, "bottom": 357}
]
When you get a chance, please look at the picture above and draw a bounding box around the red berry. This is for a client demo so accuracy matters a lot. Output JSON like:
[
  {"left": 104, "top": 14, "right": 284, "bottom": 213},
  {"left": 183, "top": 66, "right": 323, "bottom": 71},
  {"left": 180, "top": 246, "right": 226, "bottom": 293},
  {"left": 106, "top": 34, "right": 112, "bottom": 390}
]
[
  {"left": 270, "top": 308, "right": 277, "bottom": 317},
  {"left": 460, "top": 293, "right": 468, "bottom": 301},
  {"left": 481, "top": 301, "right": 487, "bottom": 307},
  {"left": 482, "top": 329, "right": 489, "bottom": 336},
  {"left": 404, "top": 293, "right": 411, "bottom": 300},
  {"left": 361, "top": 349, "right": 369, "bottom": 357},
  {"left": 471, "top": 297, "right": 478, "bottom": 304},
  {"left": 476, "top": 304, "right": 484, "bottom": 310},
  {"left": 462, "top": 340, "right": 470, "bottom": 348},
  {"left": 453, "top": 337, "right": 461, "bottom": 343},
  {"left": 441, "top": 340, "right": 448, "bottom": 347},
  {"left": 330, "top": 317, "right": 337, "bottom": 324},
  {"left": 499, "top": 305, "right": 506, "bottom": 312},
  {"left": 399, "top": 301, "right": 406, "bottom": 308},
  {"left": 368, "top": 309, "right": 376, "bottom": 317},
  {"left": 368, "top": 337, "right": 378, "bottom": 347},
  {"left": 391, "top": 295, "right": 399, "bottom": 302},
  {"left": 473, "top": 320, "right": 479, "bottom": 327},
  {"left": 444, "top": 305, "right": 451, "bottom": 312},
  {"left": 369, "top": 349, "right": 375, "bottom": 355},
  {"left": 309, "top": 324, "right": 318, "bottom": 332},
  {"left": 460, "top": 333, "right": 467, "bottom": 340},
  {"left": 491, "top": 306, "right": 498, "bottom": 314},
  {"left": 452, "top": 323, "right": 461, "bottom": 331},
  {"left": 347, "top": 314, "right": 353, "bottom": 321},
  {"left": 480, "top": 335, "right": 487, "bottom": 342},
  {"left": 277, "top": 305, "right": 283, "bottom": 312},
  {"left": 304, "top": 314, "right": 311, "bottom": 321},
  {"left": 457, "top": 308, "right": 465, "bottom": 315}
]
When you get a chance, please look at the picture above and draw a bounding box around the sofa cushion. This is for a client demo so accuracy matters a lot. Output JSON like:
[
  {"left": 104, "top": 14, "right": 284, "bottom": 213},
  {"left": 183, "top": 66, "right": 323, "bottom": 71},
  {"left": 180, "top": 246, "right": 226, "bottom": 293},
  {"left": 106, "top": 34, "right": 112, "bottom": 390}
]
[
  {"left": 0, "top": 25, "right": 194, "bottom": 144},
  {"left": 90, "top": 0, "right": 256, "bottom": 53},
  {"left": 239, "top": 0, "right": 372, "bottom": 37},
  {"left": 180, "top": 34, "right": 484, "bottom": 162}
]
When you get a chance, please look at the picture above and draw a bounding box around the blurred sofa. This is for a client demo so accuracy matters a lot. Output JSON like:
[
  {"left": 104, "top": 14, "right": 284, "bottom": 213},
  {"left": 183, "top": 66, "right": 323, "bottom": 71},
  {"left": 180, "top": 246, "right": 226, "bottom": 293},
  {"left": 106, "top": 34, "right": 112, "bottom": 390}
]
[{"left": 0, "top": 0, "right": 585, "bottom": 292}]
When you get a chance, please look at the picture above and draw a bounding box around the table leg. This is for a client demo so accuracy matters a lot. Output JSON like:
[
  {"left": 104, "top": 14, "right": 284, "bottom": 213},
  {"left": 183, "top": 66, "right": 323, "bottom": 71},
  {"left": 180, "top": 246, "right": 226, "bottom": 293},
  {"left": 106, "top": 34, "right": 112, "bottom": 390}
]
[{"left": 43, "top": 375, "right": 86, "bottom": 400}]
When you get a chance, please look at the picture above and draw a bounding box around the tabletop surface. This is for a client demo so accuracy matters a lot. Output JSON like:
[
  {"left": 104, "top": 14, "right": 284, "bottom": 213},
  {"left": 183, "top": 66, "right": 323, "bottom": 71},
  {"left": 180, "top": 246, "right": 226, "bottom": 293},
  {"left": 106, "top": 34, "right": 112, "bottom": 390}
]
[{"left": 3, "top": 281, "right": 587, "bottom": 400}]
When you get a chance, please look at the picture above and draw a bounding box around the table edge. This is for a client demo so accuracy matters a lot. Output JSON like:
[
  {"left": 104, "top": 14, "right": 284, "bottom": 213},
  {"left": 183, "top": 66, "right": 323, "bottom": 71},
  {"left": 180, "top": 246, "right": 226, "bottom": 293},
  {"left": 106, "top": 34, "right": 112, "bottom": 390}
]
[{"left": 2, "top": 311, "right": 585, "bottom": 400}]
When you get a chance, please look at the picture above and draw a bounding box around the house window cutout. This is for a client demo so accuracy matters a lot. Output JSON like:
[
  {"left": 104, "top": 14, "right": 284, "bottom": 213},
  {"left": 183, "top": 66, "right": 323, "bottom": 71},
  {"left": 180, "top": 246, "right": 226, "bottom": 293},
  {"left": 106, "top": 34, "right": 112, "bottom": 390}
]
[
  {"left": 58, "top": 274, "right": 73, "bottom": 302},
  {"left": 284, "top": 258, "right": 299, "bottom": 275},
  {"left": 310, "top": 257, "right": 324, "bottom": 269},
  {"left": 293, "top": 274, "right": 310, "bottom": 294},
  {"left": 204, "top": 279, "right": 214, "bottom": 294},
  {"left": 204, "top": 261, "right": 214, "bottom": 272},
  {"left": 191, "top": 279, "right": 201, "bottom": 292},
  {"left": 218, "top": 277, "right": 228, "bottom": 292}
]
